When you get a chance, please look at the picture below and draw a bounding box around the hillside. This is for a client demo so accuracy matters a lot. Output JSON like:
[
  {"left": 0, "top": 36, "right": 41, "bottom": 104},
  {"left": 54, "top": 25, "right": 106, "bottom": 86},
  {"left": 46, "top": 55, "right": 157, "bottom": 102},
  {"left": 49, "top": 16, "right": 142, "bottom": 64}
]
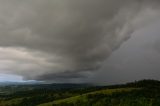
[
  {"left": 38, "top": 80, "right": 160, "bottom": 106},
  {"left": 38, "top": 88, "right": 139, "bottom": 106},
  {"left": 0, "top": 79, "right": 160, "bottom": 106}
]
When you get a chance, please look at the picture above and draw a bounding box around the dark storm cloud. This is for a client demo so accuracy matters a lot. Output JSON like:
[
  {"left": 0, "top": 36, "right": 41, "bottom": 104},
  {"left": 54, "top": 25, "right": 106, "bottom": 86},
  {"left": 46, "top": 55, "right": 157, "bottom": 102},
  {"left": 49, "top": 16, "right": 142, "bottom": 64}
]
[
  {"left": 0, "top": 0, "right": 160, "bottom": 81},
  {"left": 34, "top": 71, "right": 87, "bottom": 80},
  {"left": 89, "top": 21, "right": 160, "bottom": 84}
]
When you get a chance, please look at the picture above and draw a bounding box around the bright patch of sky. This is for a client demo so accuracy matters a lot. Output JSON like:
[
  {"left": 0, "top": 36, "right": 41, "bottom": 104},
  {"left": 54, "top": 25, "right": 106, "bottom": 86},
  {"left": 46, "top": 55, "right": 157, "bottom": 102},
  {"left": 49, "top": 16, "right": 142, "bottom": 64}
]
[{"left": 0, "top": 74, "right": 37, "bottom": 82}]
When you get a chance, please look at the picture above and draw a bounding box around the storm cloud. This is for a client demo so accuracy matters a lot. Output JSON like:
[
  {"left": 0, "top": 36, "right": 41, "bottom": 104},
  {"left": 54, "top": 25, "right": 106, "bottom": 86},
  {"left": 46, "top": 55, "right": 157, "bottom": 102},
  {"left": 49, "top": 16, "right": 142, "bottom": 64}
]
[{"left": 0, "top": 0, "right": 160, "bottom": 81}]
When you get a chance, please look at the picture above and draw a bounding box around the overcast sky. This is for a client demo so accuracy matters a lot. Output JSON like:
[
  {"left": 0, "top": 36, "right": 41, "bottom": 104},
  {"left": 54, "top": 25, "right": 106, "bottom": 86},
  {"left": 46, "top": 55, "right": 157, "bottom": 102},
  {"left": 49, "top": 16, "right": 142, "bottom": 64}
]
[{"left": 0, "top": 0, "right": 160, "bottom": 83}]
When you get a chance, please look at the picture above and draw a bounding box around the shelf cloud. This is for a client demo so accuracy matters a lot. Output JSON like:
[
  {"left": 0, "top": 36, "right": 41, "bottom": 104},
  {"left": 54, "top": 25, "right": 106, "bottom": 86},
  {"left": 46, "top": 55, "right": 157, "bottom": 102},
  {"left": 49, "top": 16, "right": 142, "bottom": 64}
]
[{"left": 0, "top": 0, "right": 160, "bottom": 81}]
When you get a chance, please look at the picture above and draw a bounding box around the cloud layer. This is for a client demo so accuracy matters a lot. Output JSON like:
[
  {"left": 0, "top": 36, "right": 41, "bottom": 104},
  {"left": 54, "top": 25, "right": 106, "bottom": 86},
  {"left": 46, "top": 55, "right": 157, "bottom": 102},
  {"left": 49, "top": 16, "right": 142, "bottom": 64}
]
[{"left": 0, "top": 0, "right": 160, "bottom": 81}]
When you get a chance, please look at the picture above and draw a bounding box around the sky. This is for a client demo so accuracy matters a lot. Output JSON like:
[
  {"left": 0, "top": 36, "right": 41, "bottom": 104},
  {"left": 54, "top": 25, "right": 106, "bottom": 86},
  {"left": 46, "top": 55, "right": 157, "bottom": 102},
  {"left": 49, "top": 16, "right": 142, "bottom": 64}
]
[{"left": 0, "top": 0, "right": 160, "bottom": 83}]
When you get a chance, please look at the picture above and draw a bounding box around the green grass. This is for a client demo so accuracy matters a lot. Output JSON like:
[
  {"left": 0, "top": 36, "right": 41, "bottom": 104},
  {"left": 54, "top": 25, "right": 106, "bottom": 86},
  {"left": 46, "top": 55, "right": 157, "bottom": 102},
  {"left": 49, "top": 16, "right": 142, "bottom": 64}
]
[
  {"left": 0, "top": 80, "right": 159, "bottom": 106},
  {"left": 38, "top": 87, "right": 139, "bottom": 106},
  {"left": 0, "top": 98, "right": 23, "bottom": 106}
]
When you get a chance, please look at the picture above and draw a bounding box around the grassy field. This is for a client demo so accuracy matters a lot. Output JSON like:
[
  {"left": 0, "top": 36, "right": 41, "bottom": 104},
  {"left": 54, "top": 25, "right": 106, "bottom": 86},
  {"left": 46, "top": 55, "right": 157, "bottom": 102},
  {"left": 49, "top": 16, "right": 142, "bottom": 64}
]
[
  {"left": 0, "top": 80, "right": 160, "bottom": 106},
  {"left": 38, "top": 88, "right": 139, "bottom": 106},
  {"left": 0, "top": 98, "right": 22, "bottom": 106}
]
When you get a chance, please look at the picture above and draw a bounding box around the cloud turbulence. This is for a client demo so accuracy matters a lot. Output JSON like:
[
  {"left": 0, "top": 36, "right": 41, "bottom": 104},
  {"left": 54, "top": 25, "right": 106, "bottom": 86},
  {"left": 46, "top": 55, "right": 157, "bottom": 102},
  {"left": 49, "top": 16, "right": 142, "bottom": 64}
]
[{"left": 0, "top": 0, "right": 160, "bottom": 81}]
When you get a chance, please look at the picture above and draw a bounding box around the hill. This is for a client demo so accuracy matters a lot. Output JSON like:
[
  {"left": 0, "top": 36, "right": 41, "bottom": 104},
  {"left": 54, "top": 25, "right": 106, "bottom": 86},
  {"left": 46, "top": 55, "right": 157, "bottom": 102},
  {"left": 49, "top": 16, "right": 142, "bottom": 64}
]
[
  {"left": 38, "top": 79, "right": 160, "bottom": 106},
  {"left": 38, "top": 88, "right": 139, "bottom": 106},
  {"left": 0, "top": 79, "right": 160, "bottom": 106}
]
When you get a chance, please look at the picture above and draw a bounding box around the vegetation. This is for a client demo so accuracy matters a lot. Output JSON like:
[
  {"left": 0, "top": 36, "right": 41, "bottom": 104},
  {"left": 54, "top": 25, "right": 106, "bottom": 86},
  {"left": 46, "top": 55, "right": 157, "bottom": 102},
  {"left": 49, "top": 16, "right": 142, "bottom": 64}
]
[{"left": 0, "top": 79, "right": 160, "bottom": 106}]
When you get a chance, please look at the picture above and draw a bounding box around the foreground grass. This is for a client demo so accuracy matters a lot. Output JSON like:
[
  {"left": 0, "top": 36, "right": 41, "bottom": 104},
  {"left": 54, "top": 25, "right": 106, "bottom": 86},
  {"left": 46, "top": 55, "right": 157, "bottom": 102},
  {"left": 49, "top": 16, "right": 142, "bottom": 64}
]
[
  {"left": 0, "top": 98, "right": 22, "bottom": 106},
  {"left": 0, "top": 80, "right": 160, "bottom": 106},
  {"left": 38, "top": 88, "right": 139, "bottom": 106}
]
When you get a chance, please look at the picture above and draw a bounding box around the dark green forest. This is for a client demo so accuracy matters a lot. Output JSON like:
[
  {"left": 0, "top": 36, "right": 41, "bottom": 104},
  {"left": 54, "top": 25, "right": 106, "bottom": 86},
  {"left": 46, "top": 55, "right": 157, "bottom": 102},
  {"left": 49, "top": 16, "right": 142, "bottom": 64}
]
[{"left": 0, "top": 79, "right": 160, "bottom": 106}]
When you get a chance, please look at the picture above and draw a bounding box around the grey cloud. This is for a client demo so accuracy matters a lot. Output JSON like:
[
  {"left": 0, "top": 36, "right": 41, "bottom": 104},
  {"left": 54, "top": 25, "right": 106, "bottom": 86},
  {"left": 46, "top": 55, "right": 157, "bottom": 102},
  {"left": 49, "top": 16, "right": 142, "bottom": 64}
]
[
  {"left": 34, "top": 71, "right": 87, "bottom": 81},
  {"left": 0, "top": 0, "right": 159, "bottom": 81},
  {"left": 89, "top": 21, "right": 160, "bottom": 84}
]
